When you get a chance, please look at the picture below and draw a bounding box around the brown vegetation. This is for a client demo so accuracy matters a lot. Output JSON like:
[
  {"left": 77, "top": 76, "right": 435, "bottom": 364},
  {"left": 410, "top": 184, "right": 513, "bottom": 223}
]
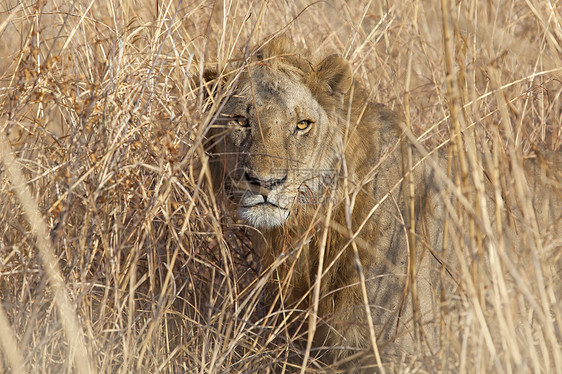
[{"left": 1, "top": 1, "right": 561, "bottom": 373}]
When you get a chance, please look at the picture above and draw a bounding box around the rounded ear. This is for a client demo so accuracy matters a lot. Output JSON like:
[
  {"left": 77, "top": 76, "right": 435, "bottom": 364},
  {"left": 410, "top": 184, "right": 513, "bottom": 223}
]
[
  {"left": 202, "top": 69, "right": 219, "bottom": 83},
  {"left": 315, "top": 54, "right": 353, "bottom": 95},
  {"left": 195, "top": 69, "right": 227, "bottom": 102}
]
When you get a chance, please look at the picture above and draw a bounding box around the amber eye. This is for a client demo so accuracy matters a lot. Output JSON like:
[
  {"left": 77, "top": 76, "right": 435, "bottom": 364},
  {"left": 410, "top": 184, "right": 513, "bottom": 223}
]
[
  {"left": 296, "top": 120, "right": 312, "bottom": 131},
  {"left": 233, "top": 118, "right": 249, "bottom": 127}
]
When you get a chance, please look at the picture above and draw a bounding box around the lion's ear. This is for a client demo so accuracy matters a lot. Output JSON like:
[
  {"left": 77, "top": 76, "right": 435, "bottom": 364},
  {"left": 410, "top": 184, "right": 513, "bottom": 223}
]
[
  {"left": 194, "top": 69, "right": 227, "bottom": 103},
  {"left": 315, "top": 54, "right": 353, "bottom": 95},
  {"left": 202, "top": 69, "right": 219, "bottom": 83}
]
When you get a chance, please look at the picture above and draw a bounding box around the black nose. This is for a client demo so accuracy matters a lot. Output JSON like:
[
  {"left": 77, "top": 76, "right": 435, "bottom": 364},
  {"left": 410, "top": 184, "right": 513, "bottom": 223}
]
[{"left": 244, "top": 170, "right": 287, "bottom": 189}]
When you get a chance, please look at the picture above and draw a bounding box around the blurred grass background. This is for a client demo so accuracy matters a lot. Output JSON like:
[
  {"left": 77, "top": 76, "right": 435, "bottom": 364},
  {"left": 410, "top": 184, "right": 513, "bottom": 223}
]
[{"left": 0, "top": 0, "right": 561, "bottom": 372}]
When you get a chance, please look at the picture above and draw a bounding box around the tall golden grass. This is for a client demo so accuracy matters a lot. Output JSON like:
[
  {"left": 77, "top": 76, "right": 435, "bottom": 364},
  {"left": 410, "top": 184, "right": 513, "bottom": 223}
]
[{"left": 0, "top": 0, "right": 561, "bottom": 372}]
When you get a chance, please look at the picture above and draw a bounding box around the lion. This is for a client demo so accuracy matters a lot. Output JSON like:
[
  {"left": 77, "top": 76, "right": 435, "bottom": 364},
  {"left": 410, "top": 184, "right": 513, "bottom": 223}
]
[{"left": 201, "top": 36, "right": 562, "bottom": 369}]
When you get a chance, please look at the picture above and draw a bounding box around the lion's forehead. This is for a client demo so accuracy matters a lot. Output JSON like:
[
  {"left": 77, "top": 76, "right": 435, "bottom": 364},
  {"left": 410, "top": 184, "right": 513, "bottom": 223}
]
[{"left": 231, "top": 67, "right": 323, "bottom": 117}]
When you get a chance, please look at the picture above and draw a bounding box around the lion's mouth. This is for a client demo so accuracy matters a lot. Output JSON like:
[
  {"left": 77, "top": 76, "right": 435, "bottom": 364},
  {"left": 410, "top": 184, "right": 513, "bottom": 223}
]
[
  {"left": 241, "top": 201, "right": 283, "bottom": 209},
  {"left": 239, "top": 192, "right": 289, "bottom": 210},
  {"left": 238, "top": 192, "right": 291, "bottom": 228}
]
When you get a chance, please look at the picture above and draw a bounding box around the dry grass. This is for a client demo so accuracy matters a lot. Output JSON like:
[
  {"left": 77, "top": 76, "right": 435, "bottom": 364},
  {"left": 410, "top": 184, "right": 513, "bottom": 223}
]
[{"left": 1, "top": 0, "right": 561, "bottom": 372}]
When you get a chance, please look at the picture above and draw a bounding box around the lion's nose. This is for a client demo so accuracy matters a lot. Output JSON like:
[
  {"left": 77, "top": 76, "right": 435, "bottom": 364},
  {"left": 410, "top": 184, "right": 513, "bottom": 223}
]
[{"left": 244, "top": 170, "right": 287, "bottom": 189}]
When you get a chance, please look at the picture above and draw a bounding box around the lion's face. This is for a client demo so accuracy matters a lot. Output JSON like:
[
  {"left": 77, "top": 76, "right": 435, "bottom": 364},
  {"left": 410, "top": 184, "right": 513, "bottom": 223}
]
[{"left": 212, "top": 46, "right": 353, "bottom": 229}]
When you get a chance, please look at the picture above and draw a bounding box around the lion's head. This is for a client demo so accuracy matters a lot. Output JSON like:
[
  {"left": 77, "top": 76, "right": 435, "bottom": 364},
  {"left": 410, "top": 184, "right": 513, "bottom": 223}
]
[{"left": 207, "top": 37, "right": 355, "bottom": 229}]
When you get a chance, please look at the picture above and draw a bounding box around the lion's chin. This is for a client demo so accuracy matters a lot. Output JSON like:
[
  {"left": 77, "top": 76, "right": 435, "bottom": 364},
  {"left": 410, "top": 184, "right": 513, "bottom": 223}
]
[{"left": 239, "top": 203, "right": 289, "bottom": 229}]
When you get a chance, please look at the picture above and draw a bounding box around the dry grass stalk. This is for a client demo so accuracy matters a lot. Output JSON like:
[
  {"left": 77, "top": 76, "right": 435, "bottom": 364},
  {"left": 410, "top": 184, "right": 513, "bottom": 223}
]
[{"left": 0, "top": 0, "right": 560, "bottom": 373}]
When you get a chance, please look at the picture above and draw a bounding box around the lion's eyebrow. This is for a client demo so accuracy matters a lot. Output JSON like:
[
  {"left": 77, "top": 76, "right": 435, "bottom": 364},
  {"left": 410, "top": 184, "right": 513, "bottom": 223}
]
[{"left": 294, "top": 106, "right": 301, "bottom": 117}]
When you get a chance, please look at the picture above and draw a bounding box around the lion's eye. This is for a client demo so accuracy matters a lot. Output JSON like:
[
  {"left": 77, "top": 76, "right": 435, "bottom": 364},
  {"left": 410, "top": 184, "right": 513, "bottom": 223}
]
[
  {"left": 296, "top": 120, "right": 312, "bottom": 131},
  {"left": 233, "top": 118, "right": 249, "bottom": 127}
]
